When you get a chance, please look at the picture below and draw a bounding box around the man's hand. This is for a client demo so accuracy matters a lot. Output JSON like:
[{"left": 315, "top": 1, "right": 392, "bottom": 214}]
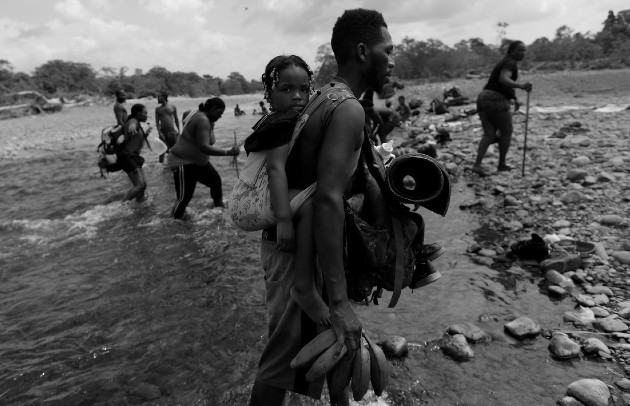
[
  {"left": 329, "top": 300, "right": 362, "bottom": 356},
  {"left": 514, "top": 100, "right": 521, "bottom": 112},
  {"left": 275, "top": 220, "right": 295, "bottom": 252}
]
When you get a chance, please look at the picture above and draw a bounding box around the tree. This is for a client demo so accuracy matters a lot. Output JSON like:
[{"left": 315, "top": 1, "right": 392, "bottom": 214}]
[
  {"left": 33, "top": 60, "right": 97, "bottom": 95},
  {"left": 313, "top": 44, "right": 337, "bottom": 86}
]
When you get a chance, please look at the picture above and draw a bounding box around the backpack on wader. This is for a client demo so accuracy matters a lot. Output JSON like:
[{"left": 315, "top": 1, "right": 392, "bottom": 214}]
[{"left": 97, "top": 124, "right": 125, "bottom": 177}]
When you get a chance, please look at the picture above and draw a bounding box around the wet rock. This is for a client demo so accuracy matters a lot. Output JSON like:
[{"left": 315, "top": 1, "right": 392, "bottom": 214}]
[
  {"left": 608, "top": 157, "right": 625, "bottom": 167},
  {"left": 582, "top": 176, "right": 597, "bottom": 186},
  {"left": 546, "top": 270, "right": 576, "bottom": 289},
  {"left": 477, "top": 248, "right": 497, "bottom": 257},
  {"left": 616, "top": 378, "right": 630, "bottom": 392},
  {"left": 548, "top": 286, "right": 569, "bottom": 299},
  {"left": 131, "top": 383, "right": 161, "bottom": 400},
  {"left": 563, "top": 306, "right": 595, "bottom": 324},
  {"left": 612, "top": 251, "right": 630, "bottom": 265},
  {"left": 597, "top": 215, "right": 624, "bottom": 226},
  {"left": 593, "top": 318, "right": 629, "bottom": 333},
  {"left": 591, "top": 307, "right": 610, "bottom": 318},
  {"left": 567, "top": 169, "right": 588, "bottom": 182},
  {"left": 559, "top": 396, "right": 587, "bottom": 406},
  {"left": 504, "top": 316, "right": 541, "bottom": 339},
  {"left": 440, "top": 334, "right": 474, "bottom": 360},
  {"left": 571, "top": 156, "right": 591, "bottom": 166},
  {"left": 379, "top": 336, "right": 408, "bottom": 358},
  {"left": 582, "top": 337, "right": 610, "bottom": 355},
  {"left": 447, "top": 323, "right": 487, "bottom": 342},
  {"left": 562, "top": 190, "right": 585, "bottom": 204},
  {"left": 553, "top": 219, "right": 572, "bottom": 228},
  {"left": 541, "top": 254, "right": 582, "bottom": 274},
  {"left": 549, "top": 332, "right": 581, "bottom": 359},
  {"left": 618, "top": 307, "right": 630, "bottom": 319},
  {"left": 585, "top": 286, "right": 614, "bottom": 296},
  {"left": 576, "top": 295, "right": 596, "bottom": 307},
  {"left": 566, "top": 378, "right": 610, "bottom": 406},
  {"left": 597, "top": 172, "right": 616, "bottom": 183}
]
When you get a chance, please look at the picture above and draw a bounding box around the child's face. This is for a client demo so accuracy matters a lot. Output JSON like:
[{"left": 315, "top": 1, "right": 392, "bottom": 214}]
[{"left": 270, "top": 65, "right": 310, "bottom": 113}]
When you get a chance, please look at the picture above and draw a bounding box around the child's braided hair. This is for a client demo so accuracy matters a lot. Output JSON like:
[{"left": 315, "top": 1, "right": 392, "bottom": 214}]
[{"left": 261, "top": 55, "right": 314, "bottom": 101}]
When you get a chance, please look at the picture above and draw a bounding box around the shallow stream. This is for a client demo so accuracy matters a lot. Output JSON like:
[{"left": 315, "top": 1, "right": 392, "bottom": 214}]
[{"left": 0, "top": 96, "right": 620, "bottom": 406}]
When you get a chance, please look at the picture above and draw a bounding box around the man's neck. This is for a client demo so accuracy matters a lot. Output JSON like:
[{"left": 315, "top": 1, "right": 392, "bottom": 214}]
[{"left": 333, "top": 68, "right": 365, "bottom": 97}]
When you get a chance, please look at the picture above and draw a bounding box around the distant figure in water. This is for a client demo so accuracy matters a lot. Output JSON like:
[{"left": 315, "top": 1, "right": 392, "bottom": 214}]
[
  {"left": 113, "top": 90, "right": 128, "bottom": 126},
  {"left": 471, "top": 40, "right": 532, "bottom": 177},
  {"left": 119, "top": 104, "right": 152, "bottom": 202},
  {"left": 166, "top": 98, "right": 240, "bottom": 219},
  {"left": 234, "top": 104, "right": 246, "bottom": 116},
  {"left": 258, "top": 100, "right": 269, "bottom": 115},
  {"left": 155, "top": 92, "right": 180, "bottom": 163}
]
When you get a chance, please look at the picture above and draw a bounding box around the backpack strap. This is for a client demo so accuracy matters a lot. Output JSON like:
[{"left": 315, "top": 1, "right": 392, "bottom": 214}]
[{"left": 389, "top": 215, "right": 406, "bottom": 308}]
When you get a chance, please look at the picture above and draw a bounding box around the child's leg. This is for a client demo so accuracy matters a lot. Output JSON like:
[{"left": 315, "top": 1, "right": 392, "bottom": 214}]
[{"left": 288, "top": 196, "right": 330, "bottom": 326}]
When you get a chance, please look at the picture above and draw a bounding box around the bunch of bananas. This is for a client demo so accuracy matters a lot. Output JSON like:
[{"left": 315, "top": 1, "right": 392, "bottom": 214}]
[{"left": 290, "top": 329, "right": 389, "bottom": 401}]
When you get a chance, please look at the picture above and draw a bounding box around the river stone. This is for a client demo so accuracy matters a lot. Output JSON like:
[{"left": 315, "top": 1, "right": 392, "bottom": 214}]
[
  {"left": 562, "top": 190, "right": 585, "bottom": 204},
  {"left": 618, "top": 308, "right": 630, "bottom": 319},
  {"left": 582, "top": 176, "right": 597, "bottom": 186},
  {"left": 553, "top": 219, "right": 572, "bottom": 228},
  {"left": 549, "top": 332, "right": 581, "bottom": 359},
  {"left": 571, "top": 156, "right": 591, "bottom": 166},
  {"left": 592, "top": 294, "right": 610, "bottom": 306},
  {"left": 612, "top": 251, "right": 630, "bottom": 265},
  {"left": 559, "top": 396, "right": 587, "bottom": 406},
  {"left": 567, "top": 169, "right": 588, "bottom": 182},
  {"left": 447, "top": 323, "right": 487, "bottom": 342},
  {"left": 591, "top": 307, "right": 610, "bottom": 318},
  {"left": 608, "top": 157, "right": 625, "bottom": 167},
  {"left": 548, "top": 286, "right": 569, "bottom": 299},
  {"left": 582, "top": 337, "right": 611, "bottom": 355},
  {"left": 440, "top": 334, "right": 474, "bottom": 360},
  {"left": 593, "top": 319, "right": 629, "bottom": 333},
  {"left": 566, "top": 378, "right": 610, "bottom": 406},
  {"left": 576, "top": 294, "right": 596, "bottom": 307},
  {"left": 585, "top": 286, "right": 614, "bottom": 296},
  {"left": 131, "top": 383, "right": 162, "bottom": 400},
  {"left": 564, "top": 307, "right": 595, "bottom": 324},
  {"left": 478, "top": 249, "right": 497, "bottom": 257},
  {"left": 597, "top": 215, "right": 624, "bottom": 225},
  {"left": 594, "top": 243, "right": 609, "bottom": 261},
  {"left": 504, "top": 316, "right": 541, "bottom": 339},
  {"left": 616, "top": 378, "right": 630, "bottom": 392},
  {"left": 618, "top": 301, "right": 630, "bottom": 309},
  {"left": 597, "top": 172, "right": 616, "bottom": 183},
  {"left": 380, "top": 336, "right": 408, "bottom": 358}
]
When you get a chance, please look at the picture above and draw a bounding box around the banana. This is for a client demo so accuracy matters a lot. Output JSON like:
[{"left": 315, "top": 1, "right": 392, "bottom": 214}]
[
  {"left": 363, "top": 332, "right": 389, "bottom": 396},
  {"left": 305, "top": 343, "right": 348, "bottom": 382},
  {"left": 290, "top": 329, "right": 337, "bottom": 369},
  {"left": 328, "top": 349, "right": 356, "bottom": 395},
  {"left": 351, "top": 337, "right": 371, "bottom": 401}
]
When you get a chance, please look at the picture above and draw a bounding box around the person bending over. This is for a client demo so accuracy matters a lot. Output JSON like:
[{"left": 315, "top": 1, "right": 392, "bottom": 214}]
[{"left": 166, "top": 98, "right": 240, "bottom": 218}]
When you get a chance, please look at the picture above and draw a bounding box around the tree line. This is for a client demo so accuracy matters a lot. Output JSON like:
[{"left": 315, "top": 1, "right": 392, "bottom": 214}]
[{"left": 1, "top": 22, "right": 628, "bottom": 99}]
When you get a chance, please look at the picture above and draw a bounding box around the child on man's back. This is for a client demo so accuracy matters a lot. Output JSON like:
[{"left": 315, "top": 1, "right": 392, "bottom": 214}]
[{"left": 242, "top": 55, "right": 330, "bottom": 326}]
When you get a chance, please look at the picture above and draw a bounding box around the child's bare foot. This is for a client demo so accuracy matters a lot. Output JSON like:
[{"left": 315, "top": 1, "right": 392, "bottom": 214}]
[{"left": 290, "top": 285, "right": 331, "bottom": 326}]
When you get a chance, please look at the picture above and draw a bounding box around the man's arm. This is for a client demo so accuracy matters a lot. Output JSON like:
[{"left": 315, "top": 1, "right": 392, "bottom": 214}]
[
  {"left": 155, "top": 107, "right": 163, "bottom": 140},
  {"left": 114, "top": 104, "right": 126, "bottom": 126},
  {"left": 313, "top": 100, "right": 365, "bottom": 353},
  {"left": 173, "top": 106, "right": 180, "bottom": 133},
  {"left": 194, "top": 118, "right": 238, "bottom": 156}
]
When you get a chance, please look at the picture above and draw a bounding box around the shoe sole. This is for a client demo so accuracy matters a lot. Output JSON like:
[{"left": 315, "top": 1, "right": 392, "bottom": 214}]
[
  {"left": 411, "top": 271, "right": 442, "bottom": 289},
  {"left": 421, "top": 246, "right": 446, "bottom": 262}
]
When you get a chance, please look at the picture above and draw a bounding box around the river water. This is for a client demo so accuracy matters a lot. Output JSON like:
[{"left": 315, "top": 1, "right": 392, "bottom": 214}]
[{"left": 0, "top": 95, "right": 621, "bottom": 406}]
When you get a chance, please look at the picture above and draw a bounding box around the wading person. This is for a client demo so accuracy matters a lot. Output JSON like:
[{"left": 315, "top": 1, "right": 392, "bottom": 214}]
[
  {"left": 119, "top": 103, "right": 151, "bottom": 202},
  {"left": 471, "top": 40, "right": 532, "bottom": 177},
  {"left": 113, "top": 90, "right": 128, "bottom": 126},
  {"left": 166, "top": 97, "right": 240, "bottom": 219},
  {"left": 155, "top": 92, "right": 180, "bottom": 163},
  {"left": 249, "top": 8, "right": 395, "bottom": 406}
]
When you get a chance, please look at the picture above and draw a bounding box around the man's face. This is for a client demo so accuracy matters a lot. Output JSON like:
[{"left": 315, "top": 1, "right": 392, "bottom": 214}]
[
  {"left": 157, "top": 94, "right": 165, "bottom": 104},
  {"left": 512, "top": 44, "right": 526, "bottom": 61},
  {"left": 117, "top": 92, "right": 126, "bottom": 103},
  {"left": 365, "top": 27, "right": 394, "bottom": 94}
]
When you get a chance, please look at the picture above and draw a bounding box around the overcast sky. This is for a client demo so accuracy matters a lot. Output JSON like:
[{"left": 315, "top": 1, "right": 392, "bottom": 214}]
[{"left": 1, "top": 0, "right": 627, "bottom": 81}]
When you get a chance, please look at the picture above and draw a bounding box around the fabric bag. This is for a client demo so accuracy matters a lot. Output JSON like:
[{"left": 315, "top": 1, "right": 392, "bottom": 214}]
[{"left": 228, "top": 82, "right": 355, "bottom": 231}]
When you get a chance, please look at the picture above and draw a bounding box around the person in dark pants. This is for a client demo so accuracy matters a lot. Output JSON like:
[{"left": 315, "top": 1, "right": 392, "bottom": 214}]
[
  {"left": 471, "top": 40, "right": 532, "bottom": 176},
  {"left": 166, "top": 98, "right": 240, "bottom": 219}
]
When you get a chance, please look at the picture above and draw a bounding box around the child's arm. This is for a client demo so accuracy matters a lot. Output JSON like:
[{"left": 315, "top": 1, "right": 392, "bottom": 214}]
[{"left": 266, "top": 144, "right": 295, "bottom": 251}]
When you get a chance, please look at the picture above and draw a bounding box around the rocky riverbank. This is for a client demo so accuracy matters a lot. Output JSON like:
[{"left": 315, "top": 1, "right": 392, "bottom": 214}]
[{"left": 381, "top": 85, "right": 630, "bottom": 405}]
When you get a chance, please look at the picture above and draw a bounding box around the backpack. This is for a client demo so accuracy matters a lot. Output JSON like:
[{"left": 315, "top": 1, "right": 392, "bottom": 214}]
[
  {"left": 97, "top": 124, "right": 125, "bottom": 177},
  {"left": 228, "top": 82, "right": 355, "bottom": 231},
  {"left": 344, "top": 133, "right": 451, "bottom": 308}
]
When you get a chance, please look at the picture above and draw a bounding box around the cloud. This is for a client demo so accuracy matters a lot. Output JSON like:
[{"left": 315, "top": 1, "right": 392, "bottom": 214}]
[
  {"left": 139, "top": 0, "right": 213, "bottom": 23},
  {"left": 54, "top": 0, "right": 92, "bottom": 21}
]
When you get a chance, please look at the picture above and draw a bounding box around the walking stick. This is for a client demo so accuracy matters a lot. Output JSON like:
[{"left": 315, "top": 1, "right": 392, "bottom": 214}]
[
  {"left": 232, "top": 130, "right": 240, "bottom": 178},
  {"left": 521, "top": 91, "right": 531, "bottom": 177}
]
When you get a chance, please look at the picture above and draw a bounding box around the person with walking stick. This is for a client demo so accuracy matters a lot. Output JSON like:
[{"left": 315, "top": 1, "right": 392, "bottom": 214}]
[{"left": 471, "top": 40, "right": 532, "bottom": 177}]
